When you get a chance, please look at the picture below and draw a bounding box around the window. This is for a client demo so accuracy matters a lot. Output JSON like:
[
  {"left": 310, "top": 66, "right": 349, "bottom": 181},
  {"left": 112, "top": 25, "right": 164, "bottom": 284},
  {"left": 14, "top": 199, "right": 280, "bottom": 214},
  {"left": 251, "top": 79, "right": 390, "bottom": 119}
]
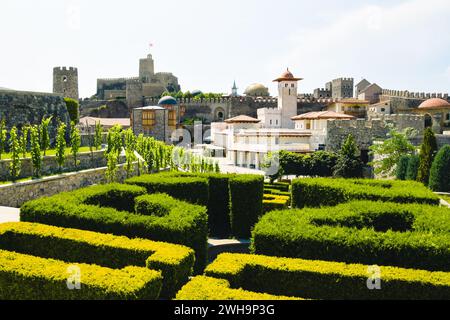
[
  {"left": 169, "top": 110, "right": 177, "bottom": 127},
  {"left": 270, "top": 119, "right": 272, "bottom": 125},
  {"left": 381, "top": 108, "right": 386, "bottom": 112},
  {"left": 447, "top": 113, "right": 450, "bottom": 121},
  {"left": 291, "top": 84, "right": 295, "bottom": 88},
  {"left": 276, "top": 120, "right": 278, "bottom": 125},
  {"left": 142, "top": 110, "right": 156, "bottom": 129}
]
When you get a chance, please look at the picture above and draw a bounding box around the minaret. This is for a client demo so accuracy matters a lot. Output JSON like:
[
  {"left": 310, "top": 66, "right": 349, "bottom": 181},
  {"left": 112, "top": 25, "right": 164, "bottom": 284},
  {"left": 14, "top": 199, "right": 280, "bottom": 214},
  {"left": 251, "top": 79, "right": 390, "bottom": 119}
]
[
  {"left": 273, "top": 68, "right": 303, "bottom": 129},
  {"left": 231, "top": 81, "right": 238, "bottom": 97}
]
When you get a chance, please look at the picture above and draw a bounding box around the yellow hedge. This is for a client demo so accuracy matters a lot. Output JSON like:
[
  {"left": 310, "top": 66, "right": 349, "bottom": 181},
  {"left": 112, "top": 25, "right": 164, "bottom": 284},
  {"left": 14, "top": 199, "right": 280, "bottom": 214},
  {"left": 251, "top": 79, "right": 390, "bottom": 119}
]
[{"left": 175, "top": 276, "right": 300, "bottom": 300}]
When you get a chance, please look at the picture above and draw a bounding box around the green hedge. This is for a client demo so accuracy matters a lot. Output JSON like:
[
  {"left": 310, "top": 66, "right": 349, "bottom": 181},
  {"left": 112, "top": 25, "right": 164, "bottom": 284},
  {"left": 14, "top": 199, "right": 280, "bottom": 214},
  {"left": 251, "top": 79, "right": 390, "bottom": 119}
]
[
  {"left": 291, "top": 178, "right": 440, "bottom": 208},
  {"left": 125, "top": 172, "right": 209, "bottom": 205},
  {"left": 0, "top": 222, "right": 194, "bottom": 298},
  {"left": 127, "top": 172, "right": 264, "bottom": 239},
  {"left": 204, "top": 253, "right": 450, "bottom": 300},
  {"left": 0, "top": 249, "right": 162, "bottom": 300},
  {"left": 252, "top": 201, "right": 450, "bottom": 271},
  {"left": 175, "top": 276, "right": 299, "bottom": 300},
  {"left": 20, "top": 183, "right": 208, "bottom": 274},
  {"left": 229, "top": 175, "right": 264, "bottom": 238}
]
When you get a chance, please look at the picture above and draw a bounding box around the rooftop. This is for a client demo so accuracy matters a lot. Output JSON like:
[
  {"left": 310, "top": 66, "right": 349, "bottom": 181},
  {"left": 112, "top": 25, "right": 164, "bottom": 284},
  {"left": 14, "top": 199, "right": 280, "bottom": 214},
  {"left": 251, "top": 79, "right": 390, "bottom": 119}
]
[
  {"left": 292, "top": 111, "right": 356, "bottom": 121},
  {"left": 225, "top": 115, "right": 261, "bottom": 124},
  {"left": 418, "top": 98, "right": 450, "bottom": 110},
  {"left": 79, "top": 117, "right": 130, "bottom": 127},
  {"left": 273, "top": 68, "right": 303, "bottom": 82}
]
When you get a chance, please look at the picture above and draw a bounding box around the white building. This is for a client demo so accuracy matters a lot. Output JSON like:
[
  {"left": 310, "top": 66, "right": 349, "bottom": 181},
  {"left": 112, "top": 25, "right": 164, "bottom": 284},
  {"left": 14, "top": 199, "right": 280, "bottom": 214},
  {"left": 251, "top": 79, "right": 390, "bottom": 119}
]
[{"left": 210, "top": 69, "right": 355, "bottom": 169}]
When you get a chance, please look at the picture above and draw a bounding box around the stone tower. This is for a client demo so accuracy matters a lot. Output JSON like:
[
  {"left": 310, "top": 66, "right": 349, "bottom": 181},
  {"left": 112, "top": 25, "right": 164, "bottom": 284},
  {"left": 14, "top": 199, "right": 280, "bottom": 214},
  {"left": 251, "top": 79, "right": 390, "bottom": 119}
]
[
  {"left": 53, "top": 67, "right": 79, "bottom": 100},
  {"left": 274, "top": 68, "right": 302, "bottom": 129},
  {"left": 139, "top": 54, "right": 155, "bottom": 83}
]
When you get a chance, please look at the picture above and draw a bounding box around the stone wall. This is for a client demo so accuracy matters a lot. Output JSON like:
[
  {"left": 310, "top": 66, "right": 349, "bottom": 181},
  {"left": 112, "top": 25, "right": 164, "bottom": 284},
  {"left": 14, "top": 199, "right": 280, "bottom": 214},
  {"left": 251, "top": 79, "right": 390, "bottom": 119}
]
[
  {"left": 0, "top": 162, "right": 139, "bottom": 208},
  {"left": 0, "top": 150, "right": 119, "bottom": 181},
  {"left": 0, "top": 89, "right": 70, "bottom": 135}
]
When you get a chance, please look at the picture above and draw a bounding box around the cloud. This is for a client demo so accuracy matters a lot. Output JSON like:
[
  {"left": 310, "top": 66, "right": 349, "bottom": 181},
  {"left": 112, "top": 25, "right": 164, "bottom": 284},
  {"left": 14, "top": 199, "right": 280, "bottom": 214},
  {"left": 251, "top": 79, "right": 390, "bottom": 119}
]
[{"left": 273, "top": 0, "right": 450, "bottom": 93}]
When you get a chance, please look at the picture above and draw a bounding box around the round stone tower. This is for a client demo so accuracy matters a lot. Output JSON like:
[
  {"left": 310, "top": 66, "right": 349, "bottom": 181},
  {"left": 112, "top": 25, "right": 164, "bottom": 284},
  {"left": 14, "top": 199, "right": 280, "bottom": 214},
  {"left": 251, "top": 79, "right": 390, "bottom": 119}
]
[{"left": 53, "top": 67, "right": 79, "bottom": 100}]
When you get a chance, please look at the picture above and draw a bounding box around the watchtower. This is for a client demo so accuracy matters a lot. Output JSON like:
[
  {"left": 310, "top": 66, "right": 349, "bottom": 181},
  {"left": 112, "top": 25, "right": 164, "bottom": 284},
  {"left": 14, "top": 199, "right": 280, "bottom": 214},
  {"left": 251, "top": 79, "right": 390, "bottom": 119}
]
[{"left": 53, "top": 67, "right": 79, "bottom": 100}]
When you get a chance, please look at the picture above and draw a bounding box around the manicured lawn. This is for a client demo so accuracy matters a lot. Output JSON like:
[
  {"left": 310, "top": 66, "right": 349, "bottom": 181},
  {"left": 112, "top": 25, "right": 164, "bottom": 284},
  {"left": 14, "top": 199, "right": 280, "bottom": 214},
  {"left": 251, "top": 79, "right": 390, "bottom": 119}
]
[{"left": 0, "top": 146, "right": 93, "bottom": 160}]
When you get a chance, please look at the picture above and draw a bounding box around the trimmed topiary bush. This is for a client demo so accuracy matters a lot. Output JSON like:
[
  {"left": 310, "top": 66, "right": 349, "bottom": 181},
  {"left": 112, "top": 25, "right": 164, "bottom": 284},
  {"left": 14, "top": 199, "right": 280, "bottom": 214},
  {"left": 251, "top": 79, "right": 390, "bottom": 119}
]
[
  {"left": 0, "top": 249, "right": 162, "bottom": 300},
  {"left": 204, "top": 253, "right": 450, "bottom": 300},
  {"left": 396, "top": 155, "right": 410, "bottom": 180},
  {"left": 205, "top": 174, "right": 232, "bottom": 238},
  {"left": 252, "top": 201, "right": 450, "bottom": 271},
  {"left": 405, "top": 155, "right": 420, "bottom": 181},
  {"left": 0, "top": 222, "right": 194, "bottom": 298},
  {"left": 291, "top": 177, "right": 439, "bottom": 208},
  {"left": 175, "top": 276, "right": 299, "bottom": 300},
  {"left": 229, "top": 175, "right": 264, "bottom": 238},
  {"left": 20, "top": 183, "right": 208, "bottom": 274},
  {"left": 429, "top": 145, "right": 450, "bottom": 192},
  {"left": 417, "top": 128, "right": 438, "bottom": 185}
]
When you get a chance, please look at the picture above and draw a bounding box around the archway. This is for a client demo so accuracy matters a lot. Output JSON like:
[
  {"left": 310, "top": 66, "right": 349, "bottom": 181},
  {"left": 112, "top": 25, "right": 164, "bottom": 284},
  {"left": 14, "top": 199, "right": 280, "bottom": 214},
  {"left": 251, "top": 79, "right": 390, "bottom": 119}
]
[
  {"left": 214, "top": 107, "right": 225, "bottom": 122},
  {"left": 424, "top": 114, "right": 433, "bottom": 128}
]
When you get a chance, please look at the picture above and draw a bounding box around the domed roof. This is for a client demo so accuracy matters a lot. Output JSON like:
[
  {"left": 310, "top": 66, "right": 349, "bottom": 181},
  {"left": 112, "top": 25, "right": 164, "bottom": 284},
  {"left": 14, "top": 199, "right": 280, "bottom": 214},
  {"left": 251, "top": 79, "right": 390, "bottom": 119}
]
[
  {"left": 273, "top": 68, "right": 303, "bottom": 82},
  {"left": 418, "top": 98, "right": 450, "bottom": 110},
  {"left": 244, "top": 83, "right": 270, "bottom": 97},
  {"left": 191, "top": 90, "right": 203, "bottom": 96},
  {"left": 158, "top": 96, "right": 178, "bottom": 105}
]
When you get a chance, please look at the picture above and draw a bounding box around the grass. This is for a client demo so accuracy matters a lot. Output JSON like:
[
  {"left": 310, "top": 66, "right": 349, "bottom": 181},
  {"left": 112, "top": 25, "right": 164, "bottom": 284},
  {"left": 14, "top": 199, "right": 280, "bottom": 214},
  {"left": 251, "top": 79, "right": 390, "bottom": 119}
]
[{"left": 0, "top": 147, "right": 94, "bottom": 160}]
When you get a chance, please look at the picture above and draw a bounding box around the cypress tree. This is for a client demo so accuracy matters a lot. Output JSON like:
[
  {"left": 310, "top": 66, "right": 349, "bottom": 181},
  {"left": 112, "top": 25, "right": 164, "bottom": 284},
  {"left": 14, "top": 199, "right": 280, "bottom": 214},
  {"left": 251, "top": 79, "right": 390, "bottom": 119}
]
[
  {"left": 417, "top": 128, "right": 438, "bottom": 185},
  {"left": 405, "top": 155, "right": 420, "bottom": 181},
  {"left": 429, "top": 145, "right": 450, "bottom": 192},
  {"left": 396, "top": 155, "right": 410, "bottom": 180}
]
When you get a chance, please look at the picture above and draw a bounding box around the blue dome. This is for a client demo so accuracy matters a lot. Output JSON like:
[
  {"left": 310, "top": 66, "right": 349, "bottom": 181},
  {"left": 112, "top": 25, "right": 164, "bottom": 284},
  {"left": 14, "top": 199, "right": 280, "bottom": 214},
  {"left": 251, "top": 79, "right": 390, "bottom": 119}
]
[{"left": 158, "top": 96, "right": 178, "bottom": 105}]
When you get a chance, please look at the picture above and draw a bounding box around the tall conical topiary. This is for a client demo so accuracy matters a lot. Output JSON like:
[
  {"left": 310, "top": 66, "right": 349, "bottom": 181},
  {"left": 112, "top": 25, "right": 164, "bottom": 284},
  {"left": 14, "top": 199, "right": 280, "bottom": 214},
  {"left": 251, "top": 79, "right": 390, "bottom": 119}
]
[
  {"left": 396, "top": 155, "right": 410, "bottom": 180},
  {"left": 417, "top": 128, "right": 437, "bottom": 185},
  {"left": 429, "top": 145, "right": 450, "bottom": 192}
]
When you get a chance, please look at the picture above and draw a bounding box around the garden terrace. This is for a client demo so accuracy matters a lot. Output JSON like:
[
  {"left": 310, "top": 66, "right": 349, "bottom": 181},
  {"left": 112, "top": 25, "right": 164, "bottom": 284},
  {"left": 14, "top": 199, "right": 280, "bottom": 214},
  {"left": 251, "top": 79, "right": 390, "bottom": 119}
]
[
  {"left": 175, "top": 276, "right": 300, "bottom": 300},
  {"left": 20, "top": 183, "right": 208, "bottom": 274},
  {"left": 292, "top": 178, "right": 440, "bottom": 208},
  {"left": 252, "top": 201, "right": 450, "bottom": 271},
  {"left": 203, "top": 253, "right": 450, "bottom": 300},
  {"left": 126, "top": 172, "right": 264, "bottom": 239},
  {"left": 0, "top": 222, "right": 194, "bottom": 298}
]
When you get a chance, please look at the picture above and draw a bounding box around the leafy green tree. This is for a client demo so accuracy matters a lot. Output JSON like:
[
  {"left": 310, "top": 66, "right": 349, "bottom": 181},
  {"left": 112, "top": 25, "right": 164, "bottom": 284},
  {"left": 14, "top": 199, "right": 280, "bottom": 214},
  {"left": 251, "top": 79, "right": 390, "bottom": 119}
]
[
  {"left": 417, "top": 128, "right": 438, "bottom": 185},
  {"left": 64, "top": 98, "right": 80, "bottom": 123},
  {"left": 8, "top": 126, "right": 21, "bottom": 181},
  {"left": 333, "top": 134, "right": 364, "bottom": 178},
  {"left": 40, "top": 116, "right": 52, "bottom": 156},
  {"left": 94, "top": 121, "right": 103, "bottom": 150},
  {"left": 0, "top": 119, "right": 7, "bottom": 160},
  {"left": 395, "top": 155, "right": 410, "bottom": 180},
  {"left": 106, "top": 125, "right": 123, "bottom": 154},
  {"left": 70, "top": 122, "right": 81, "bottom": 169},
  {"left": 105, "top": 151, "right": 119, "bottom": 183},
  {"left": 30, "top": 125, "right": 42, "bottom": 178},
  {"left": 429, "top": 145, "right": 450, "bottom": 192},
  {"left": 55, "top": 122, "right": 67, "bottom": 173},
  {"left": 215, "top": 161, "right": 221, "bottom": 173},
  {"left": 369, "top": 127, "right": 416, "bottom": 177},
  {"left": 405, "top": 155, "right": 420, "bottom": 181},
  {"left": 123, "top": 129, "right": 137, "bottom": 178},
  {"left": 20, "top": 125, "right": 30, "bottom": 158}
]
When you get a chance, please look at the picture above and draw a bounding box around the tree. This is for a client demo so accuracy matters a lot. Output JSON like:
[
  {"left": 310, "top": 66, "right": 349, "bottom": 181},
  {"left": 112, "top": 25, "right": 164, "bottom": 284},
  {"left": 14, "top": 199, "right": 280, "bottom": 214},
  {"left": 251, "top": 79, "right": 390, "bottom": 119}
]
[
  {"left": 20, "top": 125, "right": 30, "bottom": 158},
  {"left": 70, "top": 121, "right": 81, "bottom": 169},
  {"left": 55, "top": 122, "right": 67, "bottom": 173},
  {"left": 429, "top": 145, "right": 450, "bottom": 192},
  {"left": 417, "top": 128, "right": 438, "bottom": 185},
  {"left": 40, "top": 116, "right": 52, "bottom": 156},
  {"left": 369, "top": 127, "right": 417, "bottom": 177},
  {"left": 94, "top": 121, "right": 103, "bottom": 150},
  {"left": 64, "top": 98, "right": 80, "bottom": 123},
  {"left": 105, "top": 151, "right": 119, "bottom": 183},
  {"left": 8, "top": 126, "right": 21, "bottom": 182},
  {"left": 405, "top": 155, "right": 420, "bottom": 181},
  {"left": 333, "top": 134, "right": 364, "bottom": 178},
  {"left": 123, "top": 129, "right": 136, "bottom": 178},
  {"left": 0, "top": 119, "right": 7, "bottom": 160},
  {"left": 395, "top": 155, "right": 410, "bottom": 180},
  {"left": 30, "top": 125, "right": 42, "bottom": 178}
]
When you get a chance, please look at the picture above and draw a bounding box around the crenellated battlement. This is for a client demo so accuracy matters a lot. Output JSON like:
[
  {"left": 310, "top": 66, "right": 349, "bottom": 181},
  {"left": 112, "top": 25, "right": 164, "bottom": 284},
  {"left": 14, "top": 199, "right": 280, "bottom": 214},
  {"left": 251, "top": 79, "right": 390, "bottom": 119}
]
[
  {"left": 53, "top": 66, "right": 77, "bottom": 72},
  {"left": 98, "top": 77, "right": 139, "bottom": 82},
  {"left": 328, "top": 114, "right": 424, "bottom": 130},
  {"left": 381, "top": 89, "right": 449, "bottom": 100}
]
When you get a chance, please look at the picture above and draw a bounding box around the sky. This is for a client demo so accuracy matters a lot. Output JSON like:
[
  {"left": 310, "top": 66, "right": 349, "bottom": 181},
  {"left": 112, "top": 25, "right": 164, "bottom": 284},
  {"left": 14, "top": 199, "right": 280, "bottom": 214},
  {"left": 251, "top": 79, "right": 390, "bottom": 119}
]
[{"left": 1, "top": 0, "right": 450, "bottom": 98}]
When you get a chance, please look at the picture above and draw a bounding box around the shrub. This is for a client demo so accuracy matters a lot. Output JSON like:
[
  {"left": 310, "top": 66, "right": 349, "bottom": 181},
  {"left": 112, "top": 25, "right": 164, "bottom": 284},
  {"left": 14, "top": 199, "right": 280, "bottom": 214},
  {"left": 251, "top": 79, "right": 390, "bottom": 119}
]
[
  {"left": 291, "top": 178, "right": 440, "bottom": 208},
  {"left": 126, "top": 173, "right": 209, "bottom": 205},
  {"left": 0, "top": 249, "right": 162, "bottom": 300},
  {"left": 205, "top": 253, "right": 450, "bottom": 300},
  {"left": 205, "top": 174, "right": 231, "bottom": 238},
  {"left": 55, "top": 122, "right": 67, "bottom": 173},
  {"left": 40, "top": 116, "right": 52, "bottom": 156},
  {"left": 0, "top": 119, "right": 6, "bottom": 160},
  {"left": 20, "top": 183, "right": 208, "bottom": 274},
  {"left": 252, "top": 201, "right": 450, "bottom": 271},
  {"left": 30, "top": 125, "right": 42, "bottom": 178},
  {"left": 333, "top": 134, "right": 364, "bottom": 178},
  {"left": 263, "top": 194, "right": 289, "bottom": 213},
  {"left": 395, "top": 155, "right": 410, "bottom": 180},
  {"left": 229, "top": 175, "right": 264, "bottom": 238},
  {"left": 175, "top": 276, "right": 299, "bottom": 300},
  {"left": 405, "top": 155, "right": 420, "bottom": 181},
  {"left": 70, "top": 121, "right": 81, "bottom": 169},
  {"left": 64, "top": 97, "right": 80, "bottom": 123},
  {"left": 0, "top": 222, "right": 194, "bottom": 298},
  {"left": 8, "top": 126, "right": 21, "bottom": 181},
  {"left": 429, "top": 145, "right": 450, "bottom": 192},
  {"left": 417, "top": 128, "right": 438, "bottom": 185}
]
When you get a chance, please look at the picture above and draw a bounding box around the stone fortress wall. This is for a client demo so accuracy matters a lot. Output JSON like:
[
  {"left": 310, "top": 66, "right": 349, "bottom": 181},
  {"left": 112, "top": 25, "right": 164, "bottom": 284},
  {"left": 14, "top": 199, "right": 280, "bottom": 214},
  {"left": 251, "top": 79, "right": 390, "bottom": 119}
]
[{"left": 53, "top": 67, "right": 79, "bottom": 101}]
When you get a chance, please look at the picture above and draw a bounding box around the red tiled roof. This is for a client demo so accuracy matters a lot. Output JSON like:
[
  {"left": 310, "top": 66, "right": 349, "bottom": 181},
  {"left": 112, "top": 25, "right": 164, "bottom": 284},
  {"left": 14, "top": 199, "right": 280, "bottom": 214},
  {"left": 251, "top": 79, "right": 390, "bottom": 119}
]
[
  {"left": 79, "top": 117, "right": 130, "bottom": 127},
  {"left": 291, "top": 111, "right": 355, "bottom": 120},
  {"left": 273, "top": 68, "right": 303, "bottom": 82},
  {"left": 418, "top": 98, "right": 450, "bottom": 110},
  {"left": 225, "top": 115, "right": 261, "bottom": 123}
]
